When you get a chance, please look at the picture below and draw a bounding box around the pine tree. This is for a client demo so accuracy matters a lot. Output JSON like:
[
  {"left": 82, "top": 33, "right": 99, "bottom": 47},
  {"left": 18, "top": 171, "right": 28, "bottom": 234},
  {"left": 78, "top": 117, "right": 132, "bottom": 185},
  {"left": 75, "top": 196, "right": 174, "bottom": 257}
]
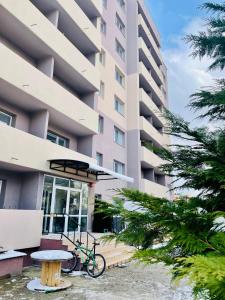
[{"left": 97, "top": 2, "right": 225, "bottom": 299}]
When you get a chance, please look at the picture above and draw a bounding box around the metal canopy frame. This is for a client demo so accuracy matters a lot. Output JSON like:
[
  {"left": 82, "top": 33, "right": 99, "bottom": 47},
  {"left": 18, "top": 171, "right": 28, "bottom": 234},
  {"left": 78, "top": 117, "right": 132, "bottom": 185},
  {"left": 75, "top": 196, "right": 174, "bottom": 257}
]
[{"left": 49, "top": 159, "right": 134, "bottom": 183}]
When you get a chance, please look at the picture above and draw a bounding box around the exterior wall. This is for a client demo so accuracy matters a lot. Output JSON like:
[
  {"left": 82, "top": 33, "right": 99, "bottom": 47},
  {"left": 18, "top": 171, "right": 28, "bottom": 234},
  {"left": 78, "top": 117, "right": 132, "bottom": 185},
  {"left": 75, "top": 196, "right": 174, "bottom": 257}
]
[
  {"left": 0, "top": 170, "right": 22, "bottom": 209},
  {"left": 0, "top": 98, "right": 30, "bottom": 132},
  {"left": 20, "top": 173, "right": 44, "bottom": 210},
  {"left": 0, "top": 0, "right": 170, "bottom": 249},
  {"left": 94, "top": 0, "right": 169, "bottom": 199},
  {"left": 0, "top": 209, "right": 43, "bottom": 250},
  {"left": 94, "top": 0, "right": 128, "bottom": 200}
]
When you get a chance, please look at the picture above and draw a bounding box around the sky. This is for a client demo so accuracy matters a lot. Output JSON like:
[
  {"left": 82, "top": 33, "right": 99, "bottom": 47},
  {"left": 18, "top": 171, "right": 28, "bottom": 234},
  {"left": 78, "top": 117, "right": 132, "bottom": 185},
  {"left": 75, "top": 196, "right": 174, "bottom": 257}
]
[{"left": 145, "top": 0, "right": 222, "bottom": 122}]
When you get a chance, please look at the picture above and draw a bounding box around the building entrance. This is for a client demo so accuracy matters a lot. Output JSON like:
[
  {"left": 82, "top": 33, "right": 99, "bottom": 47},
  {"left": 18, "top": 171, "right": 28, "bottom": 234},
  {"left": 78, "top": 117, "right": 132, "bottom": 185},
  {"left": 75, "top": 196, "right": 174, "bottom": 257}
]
[{"left": 42, "top": 175, "right": 88, "bottom": 233}]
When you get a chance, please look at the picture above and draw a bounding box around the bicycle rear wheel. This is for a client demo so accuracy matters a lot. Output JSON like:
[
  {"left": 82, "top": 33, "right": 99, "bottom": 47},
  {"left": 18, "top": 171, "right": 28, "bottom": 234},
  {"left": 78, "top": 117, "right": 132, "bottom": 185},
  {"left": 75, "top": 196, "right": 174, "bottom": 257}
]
[
  {"left": 61, "top": 253, "right": 78, "bottom": 273},
  {"left": 86, "top": 254, "right": 106, "bottom": 278}
]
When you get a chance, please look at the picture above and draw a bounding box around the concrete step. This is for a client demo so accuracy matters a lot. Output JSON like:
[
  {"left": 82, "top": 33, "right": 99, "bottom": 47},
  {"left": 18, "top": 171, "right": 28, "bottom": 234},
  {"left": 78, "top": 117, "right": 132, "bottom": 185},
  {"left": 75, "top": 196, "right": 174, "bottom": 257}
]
[
  {"left": 106, "top": 253, "right": 134, "bottom": 269},
  {"left": 42, "top": 233, "right": 135, "bottom": 270}
]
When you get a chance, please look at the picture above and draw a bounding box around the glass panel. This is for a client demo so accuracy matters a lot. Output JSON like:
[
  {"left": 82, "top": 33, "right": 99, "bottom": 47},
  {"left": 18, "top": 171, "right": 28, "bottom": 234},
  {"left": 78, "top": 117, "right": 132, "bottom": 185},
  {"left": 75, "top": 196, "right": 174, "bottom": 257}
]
[
  {"left": 81, "top": 184, "right": 88, "bottom": 215},
  {"left": 47, "top": 132, "right": 57, "bottom": 143},
  {"left": 81, "top": 217, "right": 87, "bottom": 232},
  {"left": 0, "top": 180, "right": 2, "bottom": 196},
  {"left": 55, "top": 178, "right": 69, "bottom": 187},
  {"left": 58, "top": 137, "right": 66, "bottom": 147},
  {"left": 68, "top": 217, "right": 79, "bottom": 232},
  {"left": 70, "top": 180, "right": 82, "bottom": 189},
  {"left": 0, "top": 111, "right": 12, "bottom": 126},
  {"left": 52, "top": 217, "right": 65, "bottom": 233},
  {"left": 69, "top": 191, "right": 80, "bottom": 215},
  {"left": 42, "top": 216, "right": 50, "bottom": 233},
  {"left": 42, "top": 176, "right": 54, "bottom": 214},
  {"left": 54, "top": 189, "right": 67, "bottom": 214}
]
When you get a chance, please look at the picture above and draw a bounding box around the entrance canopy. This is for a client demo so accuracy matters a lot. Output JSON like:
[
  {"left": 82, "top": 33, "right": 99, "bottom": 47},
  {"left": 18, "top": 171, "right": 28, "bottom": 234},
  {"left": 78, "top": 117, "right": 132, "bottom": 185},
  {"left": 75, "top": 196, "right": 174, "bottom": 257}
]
[{"left": 49, "top": 160, "right": 134, "bottom": 183}]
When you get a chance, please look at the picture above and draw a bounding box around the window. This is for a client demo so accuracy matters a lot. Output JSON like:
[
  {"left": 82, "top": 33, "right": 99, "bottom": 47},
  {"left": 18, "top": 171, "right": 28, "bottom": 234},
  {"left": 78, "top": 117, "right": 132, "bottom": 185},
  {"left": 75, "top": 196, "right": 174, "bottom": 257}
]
[
  {"left": 116, "top": 13, "right": 125, "bottom": 36},
  {"left": 114, "top": 96, "right": 125, "bottom": 116},
  {"left": 0, "top": 179, "right": 5, "bottom": 209},
  {"left": 114, "top": 126, "right": 125, "bottom": 146},
  {"left": 117, "top": 0, "right": 125, "bottom": 10},
  {"left": 102, "top": 0, "right": 107, "bottom": 9},
  {"left": 96, "top": 152, "right": 103, "bottom": 166},
  {"left": 113, "top": 160, "right": 125, "bottom": 175},
  {"left": 100, "top": 18, "right": 107, "bottom": 35},
  {"left": 99, "top": 81, "right": 105, "bottom": 98},
  {"left": 0, "top": 110, "right": 13, "bottom": 126},
  {"left": 99, "top": 49, "right": 106, "bottom": 65},
  {"left": 115, "top": 39, "right": 125, "bottom": 61},
  {"left": 47, "top": 131, "right": 69, "bottom": 148},
  {"left": 115, "top": 67, "right": 125, "bottom": 87},
  {"left": 98, "top": 116, "right": 104, "bottom": 133}
]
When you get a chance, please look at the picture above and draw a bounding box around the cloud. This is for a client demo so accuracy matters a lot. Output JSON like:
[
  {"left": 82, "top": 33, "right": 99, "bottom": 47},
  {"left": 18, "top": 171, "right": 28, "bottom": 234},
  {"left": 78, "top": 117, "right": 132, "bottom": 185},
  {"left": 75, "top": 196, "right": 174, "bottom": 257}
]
[{"left": 163, "top": 17, "right": 221, "bottom": 122}]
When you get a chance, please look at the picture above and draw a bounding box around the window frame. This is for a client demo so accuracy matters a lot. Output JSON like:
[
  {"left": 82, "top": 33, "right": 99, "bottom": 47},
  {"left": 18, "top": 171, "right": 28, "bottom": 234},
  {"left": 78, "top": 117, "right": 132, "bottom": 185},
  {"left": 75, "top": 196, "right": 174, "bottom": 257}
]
[
  {"left": 117, "top": 0, "right": 126, "bottom": 10},
  {"left": 115, "top": 67, "right": 125, "bottom": 87},
  {"left": 114, "top": 126, "right": 125, "bottom": 146},
  {"left": 115, "top": 13, "right": 125, "bottom": 36},
  {"left": 98, "top": 116, "right": 104, "bottom": 134},
  {"left": 114, "top": 96, "right": 125, "bottom": 116},
  {"left": 102, "top": 0, "right": 107, "bottom": 9},
  {"left": 115, "top": 39, "right": 125, "bottom": 61},
  {"left": 47, "top": 131, "right": 69, "bottom": 148},
  {"left": 96, "top": 152, "right": 103, "bottom": 166},
  {"left": 100, "top": 18, "right": 107, "bottom": 35},
  {"left": 99, "top": 48, "right": 106, "bottom": 66},
  {"left": 99, "top": 81, "right": 105, "bottom": 99},
  {"left": 0, "top": 109, "right": 14, "bottom": 126},
  {"left": 113, "top": 160, "right": 125, "bottom": 175}
]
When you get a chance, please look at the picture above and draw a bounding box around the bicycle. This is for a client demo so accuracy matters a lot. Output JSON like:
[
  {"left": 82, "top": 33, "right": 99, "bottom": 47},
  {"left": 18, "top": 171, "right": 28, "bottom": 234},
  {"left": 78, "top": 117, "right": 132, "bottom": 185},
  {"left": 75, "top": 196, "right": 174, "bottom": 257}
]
[{"left": 61, "top": 240, "right": 106, "bottom": 278}]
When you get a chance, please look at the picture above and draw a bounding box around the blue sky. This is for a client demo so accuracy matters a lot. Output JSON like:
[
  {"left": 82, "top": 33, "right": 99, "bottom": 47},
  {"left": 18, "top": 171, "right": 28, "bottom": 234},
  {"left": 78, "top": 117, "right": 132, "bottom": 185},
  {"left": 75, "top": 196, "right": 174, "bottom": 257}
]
[
  {"left": 144, "top": 0, "right": 222, "bottom": 121},
  {"left": 146, "top": 0, "right": 206, "bottom": 49}
]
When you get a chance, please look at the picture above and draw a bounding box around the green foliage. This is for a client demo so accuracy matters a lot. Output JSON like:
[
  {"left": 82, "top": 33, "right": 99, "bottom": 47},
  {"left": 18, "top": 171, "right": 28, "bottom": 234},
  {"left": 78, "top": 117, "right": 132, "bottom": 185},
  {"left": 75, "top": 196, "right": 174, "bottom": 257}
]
[
  {"left": 185, "top": 2, "right": 225, "bottom": 70},
  {"left": 190, "top": 80, "right": 225, "bottom": 121},
  {"left": 96, "top": 2, "right": 225, "bottom": 299}
]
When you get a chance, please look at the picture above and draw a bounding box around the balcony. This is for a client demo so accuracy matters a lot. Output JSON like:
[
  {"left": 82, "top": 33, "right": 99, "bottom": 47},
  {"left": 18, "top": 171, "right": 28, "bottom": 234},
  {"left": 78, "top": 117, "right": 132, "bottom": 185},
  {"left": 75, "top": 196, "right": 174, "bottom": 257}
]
[
  {"left": 31, "top": 0, "right": 101, "bottom": 53},
  {"left": 75, "top": 0, "right": 102, "bottom": 19},
  {"left": 0, "top": 43, "right": 98, "bottom": 135},
  {"left": 139, "top": 62, "right": 164, "bottom": 106},
  {"left": 141, "top": 179, "right": 168, "bottom": 198},
  {"left": 0, "top": 0, "right": 99, "bottom": 93},
  {"left": 0, "top": 124, "right": 96, "bottom": 173},
  {"left": 138, "top": 14, "right": 162, "bottom": 65},
  {"left": 137, "top": 0, "right": 160, "bottom": 46},
  {"left": 141, "top": 146, "right": 164, "bottom": 170},
  {"left": 139, "top": 88, "right": 165, "bottom": 127},
  {"left": 138, "top": 37, "right": 163, "bottom": 85},
  {"left": 140, "top": 116, "right": 166, "bottom": 147}
]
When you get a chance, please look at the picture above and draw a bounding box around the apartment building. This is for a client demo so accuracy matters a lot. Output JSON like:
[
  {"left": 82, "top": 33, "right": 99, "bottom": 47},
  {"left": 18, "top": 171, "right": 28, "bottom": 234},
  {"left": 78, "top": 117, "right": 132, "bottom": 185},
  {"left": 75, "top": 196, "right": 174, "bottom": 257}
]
[
  {"left": 0, "top": 0, "right": 133, "bottom": 251},
  {"left": 95, "top": 0, "right": 170, "bottom": 201},
  {"left": 0, "top": 0, "right": 169, "bottom": 251}
]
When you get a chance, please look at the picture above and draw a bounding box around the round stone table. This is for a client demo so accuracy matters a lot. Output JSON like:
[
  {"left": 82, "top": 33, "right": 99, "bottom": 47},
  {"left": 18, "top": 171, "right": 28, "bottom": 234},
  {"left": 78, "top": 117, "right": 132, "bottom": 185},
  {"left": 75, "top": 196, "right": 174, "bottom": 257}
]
[{"left": 27, "top": 250, "right": 73, "bottom": 292}]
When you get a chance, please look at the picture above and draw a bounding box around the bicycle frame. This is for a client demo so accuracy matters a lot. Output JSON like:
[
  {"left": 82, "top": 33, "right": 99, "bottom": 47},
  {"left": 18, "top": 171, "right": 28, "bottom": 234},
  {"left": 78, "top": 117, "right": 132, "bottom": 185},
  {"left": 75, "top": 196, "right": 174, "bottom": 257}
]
[{"left": 74, "top": 242, "right": 97, "bottom": 266}]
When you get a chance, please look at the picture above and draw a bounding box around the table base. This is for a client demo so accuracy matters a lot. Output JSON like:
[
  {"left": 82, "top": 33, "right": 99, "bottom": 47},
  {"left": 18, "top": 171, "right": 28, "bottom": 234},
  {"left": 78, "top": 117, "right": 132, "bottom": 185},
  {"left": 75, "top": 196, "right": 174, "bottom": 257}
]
[
  {"left": 27, "top": 278, "right": 72, "bottom": 293},
  {"left": 41, "top": 261, "right": 61, "bottom": 286}
]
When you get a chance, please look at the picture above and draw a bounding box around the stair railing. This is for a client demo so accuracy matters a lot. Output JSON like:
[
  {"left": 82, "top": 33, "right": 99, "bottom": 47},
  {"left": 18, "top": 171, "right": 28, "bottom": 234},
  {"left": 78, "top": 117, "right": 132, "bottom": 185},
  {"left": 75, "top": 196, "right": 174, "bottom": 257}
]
[{"left": 42, "top": 213, "right": 97, "bottom": 255}]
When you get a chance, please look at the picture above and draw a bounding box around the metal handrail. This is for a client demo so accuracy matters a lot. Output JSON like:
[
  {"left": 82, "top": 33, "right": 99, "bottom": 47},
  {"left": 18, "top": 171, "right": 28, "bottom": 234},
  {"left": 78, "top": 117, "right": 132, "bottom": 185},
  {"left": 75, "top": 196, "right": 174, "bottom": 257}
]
[{"left": 42, "top": 213, "right": 97, "bottom": 254}]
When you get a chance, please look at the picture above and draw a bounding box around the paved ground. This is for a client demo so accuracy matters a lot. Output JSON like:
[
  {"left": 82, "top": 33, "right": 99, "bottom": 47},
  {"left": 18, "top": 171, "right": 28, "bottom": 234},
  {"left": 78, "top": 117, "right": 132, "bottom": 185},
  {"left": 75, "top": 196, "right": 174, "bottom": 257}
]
[{"left": 0, "top": 262, "right": 193, "bottom": 300}]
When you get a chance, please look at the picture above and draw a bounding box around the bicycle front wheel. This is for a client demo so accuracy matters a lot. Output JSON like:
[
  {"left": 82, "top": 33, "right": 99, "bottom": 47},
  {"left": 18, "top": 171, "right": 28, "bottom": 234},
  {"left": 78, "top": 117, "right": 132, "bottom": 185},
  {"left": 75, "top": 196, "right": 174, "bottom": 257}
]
[
  {"left": 61, "top": 253, "right": 78, "bottom": 273},
  {"left": 86, "top": 253, "right": 106, "bottom": 278}
]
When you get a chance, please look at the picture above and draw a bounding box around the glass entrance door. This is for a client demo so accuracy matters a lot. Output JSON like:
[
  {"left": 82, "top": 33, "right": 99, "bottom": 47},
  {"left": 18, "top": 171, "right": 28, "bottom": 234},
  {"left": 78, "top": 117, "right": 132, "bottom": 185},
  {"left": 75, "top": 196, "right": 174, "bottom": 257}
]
[
  {"left": 51, "top": 188, "right": 68, "bottom": 233},
  {"left": 42, "top": 176, "right": 88, "bottom": 233}
]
